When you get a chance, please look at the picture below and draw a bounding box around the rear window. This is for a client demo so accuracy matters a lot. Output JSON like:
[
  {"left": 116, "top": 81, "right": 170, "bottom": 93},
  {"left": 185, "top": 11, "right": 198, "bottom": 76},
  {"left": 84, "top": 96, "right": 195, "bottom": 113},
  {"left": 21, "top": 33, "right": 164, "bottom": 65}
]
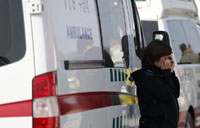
[{"left": 0, "top": 0, "right": 26, "bottom": 66}]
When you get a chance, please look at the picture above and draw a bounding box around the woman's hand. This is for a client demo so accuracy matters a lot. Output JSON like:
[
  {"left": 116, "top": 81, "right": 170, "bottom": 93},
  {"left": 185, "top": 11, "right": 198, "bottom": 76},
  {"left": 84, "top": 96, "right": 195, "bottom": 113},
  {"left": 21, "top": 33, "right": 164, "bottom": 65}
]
[
  {"left": 161, "top": 59, "right": 172, "bottom": 70},
  {"left": 168, "top": 56, "right": 175, "bottom": 72},
  {"left": 161, "top": 56, "right": 175, "bottom": 72}
]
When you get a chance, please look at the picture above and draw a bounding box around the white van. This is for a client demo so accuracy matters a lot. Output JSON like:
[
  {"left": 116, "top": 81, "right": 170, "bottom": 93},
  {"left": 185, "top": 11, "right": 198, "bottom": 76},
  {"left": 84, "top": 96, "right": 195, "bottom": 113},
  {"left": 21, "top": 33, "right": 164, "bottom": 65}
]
[
  {"left": 0, "top": 0, "right": 145, "bottom": 128},
  {"left": 194, "top": 0, "right": 200, "bottom": 21},
  {"left": 136, "top": 0, "right": 200, "bottom": 127}
]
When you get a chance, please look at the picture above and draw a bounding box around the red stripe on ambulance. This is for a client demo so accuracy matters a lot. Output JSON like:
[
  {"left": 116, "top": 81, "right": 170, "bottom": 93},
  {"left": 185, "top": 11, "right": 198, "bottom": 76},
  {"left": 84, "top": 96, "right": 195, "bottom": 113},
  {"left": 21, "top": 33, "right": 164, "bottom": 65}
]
[
  {"left": 58, "top": 92, "right": 113, "bottom": 115},
  {"left": 0, "top": 71, "right": 135, "bottom": 128},
  {"left": 0, "top": 100, "right": 32, "bottom": 117}
]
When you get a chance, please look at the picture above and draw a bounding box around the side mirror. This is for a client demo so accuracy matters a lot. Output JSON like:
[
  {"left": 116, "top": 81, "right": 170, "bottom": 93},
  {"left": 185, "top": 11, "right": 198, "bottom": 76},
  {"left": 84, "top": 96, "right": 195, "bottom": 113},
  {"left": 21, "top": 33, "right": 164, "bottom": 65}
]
[
  {"left": 121, "top": 35, "right": 129, "bottom": 68},
  {"left": 153, "top": 31, "right": 170, "bottom": 44}
]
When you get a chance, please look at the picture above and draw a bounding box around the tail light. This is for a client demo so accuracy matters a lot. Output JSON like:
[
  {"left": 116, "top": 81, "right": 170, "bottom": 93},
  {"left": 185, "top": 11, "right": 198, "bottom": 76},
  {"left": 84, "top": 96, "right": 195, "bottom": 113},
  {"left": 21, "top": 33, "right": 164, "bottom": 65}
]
[
  {"left": 33, "top": 72, "right": 59, "bottom": 128},
  {"left": 34, "top": 117, "right": 59, "bottom": 128}
]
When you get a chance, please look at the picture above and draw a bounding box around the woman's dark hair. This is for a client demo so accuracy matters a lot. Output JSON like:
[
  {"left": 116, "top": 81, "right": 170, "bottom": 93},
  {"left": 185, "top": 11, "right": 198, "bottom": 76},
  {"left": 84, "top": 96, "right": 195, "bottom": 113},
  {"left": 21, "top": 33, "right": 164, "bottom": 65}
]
[{"left": 142, "top": 40, "right": 172, "bottom": 68}]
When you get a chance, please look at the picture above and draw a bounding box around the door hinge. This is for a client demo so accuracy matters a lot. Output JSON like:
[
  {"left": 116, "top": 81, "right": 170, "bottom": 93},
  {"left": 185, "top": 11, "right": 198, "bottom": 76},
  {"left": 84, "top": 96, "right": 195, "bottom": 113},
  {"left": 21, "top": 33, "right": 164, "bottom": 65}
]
[{"left": 26, "top": 1, "right": 43, "bottom": 14}]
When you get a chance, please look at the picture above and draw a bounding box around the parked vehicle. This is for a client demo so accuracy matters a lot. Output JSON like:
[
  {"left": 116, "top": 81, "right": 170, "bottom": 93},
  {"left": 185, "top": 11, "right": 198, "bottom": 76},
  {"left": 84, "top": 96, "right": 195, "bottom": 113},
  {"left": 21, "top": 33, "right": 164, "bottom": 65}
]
[
  {"left": 0, "top": 0, "right": 146, "bottom": 127},
  {"left": 136, "top": 0, "right": 200, "bottom": 127},
  {"left": 193, "top": 0, "right": 200, "bottom": 21}
]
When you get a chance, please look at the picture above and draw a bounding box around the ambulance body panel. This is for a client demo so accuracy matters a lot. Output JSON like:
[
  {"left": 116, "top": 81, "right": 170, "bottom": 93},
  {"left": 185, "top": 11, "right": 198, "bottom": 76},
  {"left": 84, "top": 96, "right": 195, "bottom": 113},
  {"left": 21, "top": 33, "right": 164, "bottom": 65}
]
[{"left": 0, "top": 0, "right": 144, "bottom": 127}]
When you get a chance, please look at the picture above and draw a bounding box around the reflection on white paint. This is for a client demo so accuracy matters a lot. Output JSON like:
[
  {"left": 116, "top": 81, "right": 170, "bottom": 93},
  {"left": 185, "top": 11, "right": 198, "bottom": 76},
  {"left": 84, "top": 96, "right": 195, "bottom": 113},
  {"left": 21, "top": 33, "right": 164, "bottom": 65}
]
[
  {"left": 114, "top": 2, "right": 118, "bottom": 6},
  {"left": 68, "top": 77, "right": 80, "bottom": 89},
  {"left": 63, "top": 117, "right": 82, "bottom": 128},
  {"left": 121, "top": 85, "right": 128, "bottom": 93}
]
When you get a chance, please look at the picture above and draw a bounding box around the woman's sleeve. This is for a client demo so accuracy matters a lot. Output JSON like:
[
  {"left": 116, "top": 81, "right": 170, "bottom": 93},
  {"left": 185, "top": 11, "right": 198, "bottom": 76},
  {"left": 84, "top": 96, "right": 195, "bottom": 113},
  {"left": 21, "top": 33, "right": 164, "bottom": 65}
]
[
  {"left": 171, "top": 72, "right": 180, "bottom": 98},
  {"left": 143, "top": 69, "right": 175, "bottom": 102}
]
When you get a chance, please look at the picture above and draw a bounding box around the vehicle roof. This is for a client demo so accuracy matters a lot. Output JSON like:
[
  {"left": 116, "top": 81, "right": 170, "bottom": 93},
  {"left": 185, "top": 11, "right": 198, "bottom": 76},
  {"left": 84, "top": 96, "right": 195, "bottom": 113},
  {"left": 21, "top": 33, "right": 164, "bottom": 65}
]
[{"left": 136, "top": 0, "right": 198, "bottom": 20}]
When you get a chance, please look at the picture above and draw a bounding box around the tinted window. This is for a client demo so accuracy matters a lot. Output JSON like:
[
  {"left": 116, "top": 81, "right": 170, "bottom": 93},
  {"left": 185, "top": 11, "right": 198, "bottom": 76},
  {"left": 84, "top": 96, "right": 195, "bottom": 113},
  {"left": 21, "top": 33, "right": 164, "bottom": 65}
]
[{"left": 0, "top": 0, "right": 26, "bottom": 66}]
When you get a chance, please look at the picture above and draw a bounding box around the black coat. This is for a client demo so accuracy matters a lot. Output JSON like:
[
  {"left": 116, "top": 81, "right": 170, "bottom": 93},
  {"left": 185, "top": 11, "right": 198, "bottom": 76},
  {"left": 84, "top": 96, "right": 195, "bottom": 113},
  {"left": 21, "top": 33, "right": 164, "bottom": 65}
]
[{"left": 130, "top": 66, "right": 180, "bottom": 128}]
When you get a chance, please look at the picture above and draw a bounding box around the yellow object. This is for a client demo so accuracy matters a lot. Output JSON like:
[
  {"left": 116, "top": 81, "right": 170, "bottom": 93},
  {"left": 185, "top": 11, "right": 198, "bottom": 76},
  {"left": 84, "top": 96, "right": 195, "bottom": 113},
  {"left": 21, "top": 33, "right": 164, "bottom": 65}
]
[{"left": 123, "top": 69, "right": 135, "bottom": 86}]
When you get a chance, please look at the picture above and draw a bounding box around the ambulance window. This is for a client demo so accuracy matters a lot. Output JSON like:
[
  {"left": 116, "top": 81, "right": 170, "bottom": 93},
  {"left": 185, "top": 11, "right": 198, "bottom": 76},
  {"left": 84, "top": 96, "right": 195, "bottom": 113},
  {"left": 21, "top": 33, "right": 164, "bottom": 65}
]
[
  {"left": 122, "top": 0, "right": 142, "bottom": 67},
  {"left": 141, "top": 21, "right": 158, "bottom": 45},
  {"left": 168, "top": 20, "right": 188, "bottom": 64},
  {"left": 167, "top": 20, "right": 200, "bottom": 64},
  {"left": 0, "top": 0, "right": 25, "bottom": 66},
  {"left": 132, "top": 2, "right": 145, "bottom": 59},
  {"left": 97, "top": 0, "right": 127, "bottom": 67},
  {"left": 181, "top": 20, "right": 200, "bottom": 64}
]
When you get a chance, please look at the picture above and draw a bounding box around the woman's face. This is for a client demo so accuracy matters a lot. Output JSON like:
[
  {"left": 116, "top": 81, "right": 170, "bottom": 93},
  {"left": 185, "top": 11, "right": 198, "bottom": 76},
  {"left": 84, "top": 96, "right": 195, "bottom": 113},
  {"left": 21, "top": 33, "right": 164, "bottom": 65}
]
[{"left": 154, "top": 55, "right": 171, "bottom": 68}]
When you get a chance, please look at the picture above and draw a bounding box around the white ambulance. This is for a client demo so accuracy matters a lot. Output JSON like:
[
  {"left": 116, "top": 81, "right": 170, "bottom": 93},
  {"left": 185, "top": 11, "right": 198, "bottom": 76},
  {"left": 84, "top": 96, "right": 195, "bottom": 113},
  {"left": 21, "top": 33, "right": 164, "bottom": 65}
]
[
  {"left": 0, "top": 0, "right": 146, "bottom": 128},
  {"left": 193, "top": 0, "right": 200, "bottom": 21},
  {"left": 136, "top": 0, "right": 200, "bottom": 127}
]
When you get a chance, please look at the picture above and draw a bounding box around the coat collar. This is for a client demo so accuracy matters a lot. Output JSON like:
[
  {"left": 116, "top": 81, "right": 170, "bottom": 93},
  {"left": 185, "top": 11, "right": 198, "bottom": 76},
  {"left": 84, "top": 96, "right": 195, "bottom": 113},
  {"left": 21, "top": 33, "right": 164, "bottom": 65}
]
[{"left": 144, "top": 65, "right": 161, "bottom": 74}]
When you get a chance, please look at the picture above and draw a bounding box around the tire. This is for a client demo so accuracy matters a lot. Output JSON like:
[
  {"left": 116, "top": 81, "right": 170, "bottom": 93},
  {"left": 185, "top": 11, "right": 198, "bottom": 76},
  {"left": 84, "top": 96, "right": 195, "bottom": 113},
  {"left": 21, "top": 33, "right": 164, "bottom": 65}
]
[{"left": 185, "top": 112, "right": 194, "bottom": 128}]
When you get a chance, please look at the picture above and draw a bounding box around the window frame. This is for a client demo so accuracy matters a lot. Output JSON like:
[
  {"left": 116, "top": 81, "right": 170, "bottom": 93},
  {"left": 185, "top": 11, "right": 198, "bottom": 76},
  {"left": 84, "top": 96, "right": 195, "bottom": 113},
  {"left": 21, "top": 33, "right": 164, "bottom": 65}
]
[{"left": 131, "top": 0, "right": 145, "bottom": 59}]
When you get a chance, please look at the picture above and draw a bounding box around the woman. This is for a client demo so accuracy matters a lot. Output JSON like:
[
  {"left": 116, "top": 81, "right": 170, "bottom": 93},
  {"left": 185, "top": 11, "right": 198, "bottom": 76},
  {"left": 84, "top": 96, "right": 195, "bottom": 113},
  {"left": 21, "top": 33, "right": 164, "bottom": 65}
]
[{"left": 130, "top": 40, "right": 180, "bottom": 128}]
